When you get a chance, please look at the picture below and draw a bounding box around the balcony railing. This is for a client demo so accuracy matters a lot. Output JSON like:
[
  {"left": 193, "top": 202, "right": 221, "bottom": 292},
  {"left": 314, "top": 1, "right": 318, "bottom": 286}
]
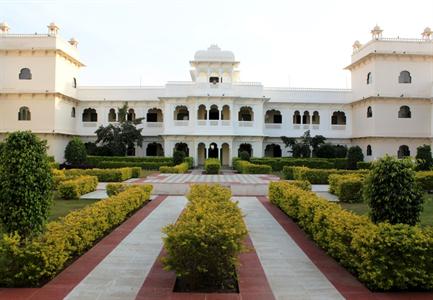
[
  {"left": 146, "top": 122, "right": 163, "bottom": 128},
  {"left": 265, "top": 123, "right": 282, "bottom": 129},
  {"left": 197, "top": 120, "right": 206, "bottom": 126},
  {"left": 293, "top": 124, "right": 301, "bottom": 129},
  {"left": 222, "top": 120, "right": 231, "bottom": 126},
  {"left": 331, "top": 124, "right": 347, "bottom": 130},
  {"left": 174, "top": 120, "right": 189, "bottom": 126},
  {"left": 82, "top": 122, "right": 97, "bottom": 127},
  {"left": 209, "top": 120, "right": 219, "bottom": 126},
  {"left": 238, "top": 121, "right": 254, "bottom": 127}
]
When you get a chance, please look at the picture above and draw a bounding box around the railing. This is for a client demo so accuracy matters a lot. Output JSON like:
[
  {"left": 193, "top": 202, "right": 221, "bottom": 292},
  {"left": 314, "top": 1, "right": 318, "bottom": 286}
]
[
  {"left": 146, "top": 122, "right": 163, "bottom": 128},
  {"left": 303, "top": 124, "right": 310, "bottom": 130},
  {"left": 82, "top": 122, "right": 97, "bottom": 127},
  {"left": 312, "top": 125, "right": 320, "bottom": 130},
  {"left": 222, "top": 120, "right": 231, "bottom": 126},
  {"left": 209, "top": 120, "right": 219, "bottom": 126},
  {"left": 293, "top": 124, "right": 301, "bottom": 129},
  {"left": 265, "top": 123, "right": 282, "bottom": 129},
  {"left": 197, "top": 120, "right": 206, "bottom": 126},
  {"left": 331, "top": 124, "right": 347, "bottom": 130},
  {"left": 174, "top": 120, "right": 189, "bottom": 126},
  {"left": 238, "top": 121, "right": 254, "bottom": 127}
]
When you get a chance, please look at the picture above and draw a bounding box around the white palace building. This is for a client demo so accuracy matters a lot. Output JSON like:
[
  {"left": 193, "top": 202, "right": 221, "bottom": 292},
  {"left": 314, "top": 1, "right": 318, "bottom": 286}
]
[{"left": 0, "top": 22, "right": 433, "bottom": 166}]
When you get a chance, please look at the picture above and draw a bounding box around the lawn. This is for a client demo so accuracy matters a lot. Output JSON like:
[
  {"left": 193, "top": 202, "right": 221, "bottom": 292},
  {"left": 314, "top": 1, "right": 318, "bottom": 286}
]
[
  {"left": 339, "top": 194, "right": 433, "bottom": 227},
  {"left": 49, "top": 198, "right": 99, "bottom": 221}
]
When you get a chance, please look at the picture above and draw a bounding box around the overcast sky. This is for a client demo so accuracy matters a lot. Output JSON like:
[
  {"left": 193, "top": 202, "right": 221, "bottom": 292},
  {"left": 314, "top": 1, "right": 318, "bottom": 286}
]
[{"left": 1, "top": 0, "right": 432, "bottom": 88}]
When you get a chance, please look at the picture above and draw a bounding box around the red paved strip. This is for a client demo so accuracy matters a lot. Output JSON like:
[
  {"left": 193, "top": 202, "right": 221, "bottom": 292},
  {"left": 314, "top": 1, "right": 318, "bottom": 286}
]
[
  {"left": 257, "top": 196, "right": 433, "bottom": 300},
  {"left": 135, "top": 235, "right": 275, "bottom": 300},
  {"left": 0, "top": 195, "right": 168, "bottom": 300}
]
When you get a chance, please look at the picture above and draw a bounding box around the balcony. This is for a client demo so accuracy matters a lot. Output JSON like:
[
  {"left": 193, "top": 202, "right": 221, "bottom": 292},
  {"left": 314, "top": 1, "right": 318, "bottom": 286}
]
[
  {"left": 174, "top": 120, "right": 190, "bottom": 126},
  {"left": 146, "top": 122, "right": 163, "bottom": 128},
  {"left": 331, "top": 125, "right": 346, "bottom": 130},
  {"left": 238, "top": 121, "right": 254, "bottom": 127},
  {"left": 265, "top": 123, "right": 282, "bottom": 129},
  {"left": 82, "top": 122, "right": 97, "bottom": 127}
]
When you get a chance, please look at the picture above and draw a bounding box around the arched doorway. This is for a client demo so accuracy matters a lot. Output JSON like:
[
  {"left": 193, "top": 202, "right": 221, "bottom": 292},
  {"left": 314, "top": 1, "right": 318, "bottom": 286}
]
[
  {"left": 221, "top": 143, "right": 230, "bottom": 166},
  {"left": 146, "top": 143, "right": 164, "bottom": 156},
  {"left": 209, "top": 105, "right": 219, "bottom": 120},
  {"left": 265, "top": 144, "right": 282, "bottom": 157},
  {"left": 398, "top": 145, "right": 410, "bottom": 158},
  {"left": 197, "top": 143, "right": 206, "bottom": 165},
  {"left": 174, "top": 142, "right": 189, "bottom": 156},
  {"left": 238, "top": 143, "right": 252, "bottom": 157},
  {"left": 208, "top": 143, "right": 219, "bottom": 158}
]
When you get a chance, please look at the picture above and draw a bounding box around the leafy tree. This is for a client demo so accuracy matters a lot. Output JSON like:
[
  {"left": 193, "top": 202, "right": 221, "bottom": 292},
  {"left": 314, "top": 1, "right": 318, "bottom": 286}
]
[
  {"left": 316, "top": 143, "right": 336, "bottom": 158},
  {"left": 347, "top": 146, "right": 364, "bottom": 169},
  {"left": 0, "top": 131, "right": 53, "bottom": 236},
  {"left": 173, "top": 150, "right": 186, "bottom": 165},
  {"left": 415, "top": 144, "right": 433, "bottom": 171},
  {"left": 95, "top": 103, "right": 144, "bottom": 156},
  {"left": 311, "top": 135, "right": 326, "bottom": 156},
  {"left": 64, "top": 137, "right": 87, "bottom": 165},
  {"left": 334, "top": 145, "right": 348, "bottom": 158},
  {"left": 281, "top": 130, "right": 324, "bottom": 158},
  {"left": 363, "top": 156, "right": 423, "bottom": 225}
]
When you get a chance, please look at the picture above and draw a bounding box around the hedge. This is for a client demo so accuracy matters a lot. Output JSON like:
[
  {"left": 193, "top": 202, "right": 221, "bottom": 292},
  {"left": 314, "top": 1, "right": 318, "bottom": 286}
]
[
  {"left": 0, "top": 185, "right": 153, "bottom": 287},
  {"left": 269, "top": 182, "right": 433, "bottom": 291},
  {"left": 282, "top": 166, "right": 368, "bottom": 184},
  {"left": 233, "top": 159, "right": 272, "bottom": 174},
  {"left": 357, "top": 161, "right": 372, "bottom": 170},
  {"left": 162, "top": 184, "right": 247, "bottom": 290},
  {"left": 94, "top": 160, "right": 173, "bottom": 170},
  {"left": 204, "top": 158, "right": 221, "bottom": 174},
  {"left": 415, "top": 171, "right": 433, "bottom": 191},
  {"left": 159, "top": 162, "right": 189, "bottom": 173},
  {"left": 64, "top": 168, "right": 133, "bottom": 182},
  {"left": 106, "top": 183, "right": 147, "bottom": 196},
  {"left": 328, "top": 174, "right": 364, "bottom": 203},
  {"left": 58, "top": 175, "right": 98, "bottom": 199},
  {"left": 86, "top": 155, "right": 173, "bottom": 164},
  {"left": 184, "top": 157, "right": 194, "bottom": 168},
  {"left": 249, "top": 157, "right": 348, "bottom": 171},
  {"left": 85, "top": 156, "right": 174, "bottom": 170}
]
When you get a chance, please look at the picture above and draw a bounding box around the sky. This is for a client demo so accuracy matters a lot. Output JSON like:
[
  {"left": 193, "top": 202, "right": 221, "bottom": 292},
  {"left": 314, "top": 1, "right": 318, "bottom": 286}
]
[{"left": 1, "top": 0, "right": 432, "bottom": 88}]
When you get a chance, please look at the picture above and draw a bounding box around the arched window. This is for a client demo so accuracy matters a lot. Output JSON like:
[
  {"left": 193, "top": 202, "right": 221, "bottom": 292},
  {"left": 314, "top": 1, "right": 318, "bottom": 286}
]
[
  {"left": 367, "top": 106, "right": 373, "bottom": 118},
  {"left": 398, "top": 145, "right": 410, "bottom": 158},
  {"left": 73, "top": 77, "right": 77, "bottom": 88},
  {"left": 238, "top": 143, "right": 252, "bottom": 157},
  {"left": 209, "top": 105, "right": 219, "bottom": 120},
  {"left": 108, "top": 108, "right": 117, "bottom": 122},
  {"left": 398, "top": 106, "right": 411, "bottom": 118},
  {"left": 265, "top": 109, "right": 282, "bottom": 123},
  {"left": 71, "top": 107, "right": 76, "bottom": 118},
  {"left": 19, "top": 68, "right": 32, "bottom": 80},
  {"left": 331, "top": 111, "right": 346, "bottom": 125},
  {"left": 302, "top": 111, "right": 310, "bottom": 124},
  {"left": 238, "top": 106, "right": 254, "bottom": 121},
  {"left": 265, "top": 144, "right": 282, "bottom": 157},
  {"left": 82, "top": 108, "right": 97, "bottom": 122},
  {"left": 399, "top": 71, "right": 412, "bottom": 84},
  {"left": 147, "top": 108, "right": 163, "bottom": 122},
  {"left": 174, "top": 106, "right": 189, "bottom": 120},
  {"left": 197, "top": 105, "right": 207, "bottom": 120},
  {"left": 146, "top": 143, "right": 164, "bottom": 156},
  {"left": 221, "top": 105, "right": 231, "bottom": 120},
  {"left": 127, "top": 108, "right": 135, "bottom": 121},
  {"left": 312, "top": 111, "right": 320, "bottom": 124},
  {"left": 293, "top": 110, "right": 301, "bottom": 124},
  {"left": 366, "top": 145, "right": 372, "bottom": 156},
  {"left": 18, "top": 106, "right": 31, "bottom": 121},
  {"left": 366, "top": 72, "right": 372, "bottom": 84}
]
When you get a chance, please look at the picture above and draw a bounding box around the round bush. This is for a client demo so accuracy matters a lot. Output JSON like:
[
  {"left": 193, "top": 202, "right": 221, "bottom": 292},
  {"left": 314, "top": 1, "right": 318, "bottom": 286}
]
[
  {"left": 239, "top": 151, "right": 250, "bottom": 161},
  {"left": 316, "top": 143, "right": 336, "bottom": 158},
  {"left": 65, "top": 137, "right": 87, "bottom": 165},
  {"left": 0, "top": 131, "right": 53, "bottom": 236},
  {"left": 347, "top": 146, "right": 364, "bottom": 170},
  {"left": 173, "top": 150, "right": 186, "bottom": 165},
  {"left": 363, "top": 155, "right": 423, "bottom": 225},
  {"left": 415, "top": 144, "right": 433, "bottom": 171}
]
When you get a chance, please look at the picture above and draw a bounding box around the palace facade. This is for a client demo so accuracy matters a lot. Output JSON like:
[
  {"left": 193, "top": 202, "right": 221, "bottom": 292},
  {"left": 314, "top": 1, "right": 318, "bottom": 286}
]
[{"left": 0, "top": 22, "right": 432, "bottom": 166}]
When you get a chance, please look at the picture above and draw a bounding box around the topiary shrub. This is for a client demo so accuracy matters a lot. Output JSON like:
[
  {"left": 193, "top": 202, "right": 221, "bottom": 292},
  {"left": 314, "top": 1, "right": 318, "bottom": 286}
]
[
  {"left": 0, "top": 131, "right": 53, "bottom": 237},
  {"left": 173, "top": 150, "right": 186, "bottom": 165},
  {"left": 204, "top": 158, "right": 221, "bottom": 174},
  {"left": 64, "top": 137, "right": 87, "bottom": 165},
  {"left": 415, "top": 144, "right": 433, "bottom": 171},
  {"left": 239, "top": 150, "right": 250, "bottom": 162},
  {"left": 363, "top": 156, "right": 423, "bottom": 225},
  {"left": 347, "top": 146, "right": 364, "bottom": 170},
  {"left": 315, "top": 143, "right": 337, "bottom": 158}
]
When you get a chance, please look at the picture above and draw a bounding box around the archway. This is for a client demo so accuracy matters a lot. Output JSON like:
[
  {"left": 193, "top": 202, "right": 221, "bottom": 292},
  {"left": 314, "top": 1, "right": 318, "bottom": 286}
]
[
  {"left": 174, "top": 106, "right": 189, "bottom": 120},
  {"left": 197, "top": 143, "right": 206, "bottom": 165},
  {"left": 197, "top": 105, "right": 207, "bottom": 120},
  {"left": 398, "top": 145, "right": 410, "bottom": 158},
  {"left": 174, "top": 142, "right": 189, "bottom": 156},
  {"left": 147, "top": 108, "right": 163, "bottom": 122},
  {"left": 221, "top": 143, "right": 230, "bottom": 166},
  {"left": 221, "top": 105, "right": 231, "bottom": 120},
  {"left": 265, "top": 144, "right": 282, "bottom": 157},
  {"left": 238, "top": 106, "right": 254, "bottom": 121},
  {"left": 208, "top": 143, "right": 219, "bottom": 158},
  {"left": 238, "top": 143, "right": 252, "bottom": 157},
  {"left": 146, "top": 143, "right": 164, "bottom": 156},
  {"left": 209, "top": 105, "right": 219, "bottom": 120}
]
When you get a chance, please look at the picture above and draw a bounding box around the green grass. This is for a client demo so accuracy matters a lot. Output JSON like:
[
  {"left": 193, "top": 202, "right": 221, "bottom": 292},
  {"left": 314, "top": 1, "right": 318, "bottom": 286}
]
[
  {"left": 49, "top": 198, "right": 99, "bottom": 221},
  {"left": 339, "top": 194, "right": 433, "bottom": 227}
]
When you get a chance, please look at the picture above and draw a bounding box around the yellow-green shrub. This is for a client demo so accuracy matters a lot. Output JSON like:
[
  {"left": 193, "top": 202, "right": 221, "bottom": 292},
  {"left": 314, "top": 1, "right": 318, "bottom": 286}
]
[
  {"left": 233, "top": 160, "right": 272, "bottom": 174},
  {"left": 58, "top": 175, "right": 98, "bottom": 199},
  {"left": 0, "top": 185, "right": 153, "bottom": 287},
  {"left": 131, "top": 167, "right": 141, "bottom": 178},
  {"left": 269, "top": 182, "right": 433, "bottom": 291},
  {"left": 51, "top": 169, "right": 67, "bottom": 189},
  {"left": 204, "top": 158, "right": 221, "bottom": 174},
  {"left": 162, "top": 184, "right": 247, "bottom": 290},
  {"left": 328, "top": 174, "right": 364, "bottom": 203},
  {"left": 283, "top": 166, "right": 368, "bottom": 184},
  {"left": 106, "top": 183, "right": 127, "bottom": 196},
  {"left": 159, "top": 162, "right": 189, "bottom": 173},
  {"left": 64, "top": 167, "right": 133, "bottom": 182},
  {"left": 415, "top": 171, "right": 433, "bottom": 191}
]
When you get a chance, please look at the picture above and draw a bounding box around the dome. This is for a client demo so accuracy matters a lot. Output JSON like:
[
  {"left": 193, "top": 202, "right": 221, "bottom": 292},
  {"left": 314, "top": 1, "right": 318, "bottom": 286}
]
[{"left": 193, "top": 45, "right": 235, "bottom": 62}]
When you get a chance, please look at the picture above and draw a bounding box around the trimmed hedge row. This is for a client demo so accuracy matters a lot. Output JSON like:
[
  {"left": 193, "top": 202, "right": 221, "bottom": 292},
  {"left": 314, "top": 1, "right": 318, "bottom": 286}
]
[
  {"left": 204, "top": 158, "right": 221, "bottom": 174},
  {"left": 159, "top": 162, "right": 189, "bottom": 173},
  {"left": 162, "top": 184, "right": 247, "bottom": 290},
  {"left": 283, "top": 166, "right": 368, "bottom": 184},
  {"left": 0, "top": 185, "right": 153, "bottom": 287},
  {"left": 94, "top": 160, "right": 173, "bottom": 170},
  {"left": 85, "top": 155, "right": 174, "bottom": 170},
  {"left": 357, "top": 161, "right": 372, "bottom": 170},
  {"left": 269, "top": 182, "right": 433, "bottom": 291},
  {"left": 250, "top": 157, "right": 348, "bottom": 171},
  {"left": 86, "top": 155, "right": 173, "bottom": 163},
  {"left": 58, "top": 175, "right": 98, "bottom": 199},
  {"left": 233, "top": 159, "right": 272, "bottom": 174},
  {"left": 328, "top": 174, "right": 364, "bottom": 203},
  {"left": 64, "top": 167, "right": 136, "bottom": 182}
]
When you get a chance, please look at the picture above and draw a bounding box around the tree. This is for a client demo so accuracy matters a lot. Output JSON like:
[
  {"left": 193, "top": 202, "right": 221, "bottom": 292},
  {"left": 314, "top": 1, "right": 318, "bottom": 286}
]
[
  {"left": 64, "top": 137, "right": 87, "bottom": 165},
  {"left": 363, "top": 156, "right": 423, "bottom": 225},
  {"left": 173, "top": 150, "right": 186, "bottom": 165},
  {"left": 281, "top": 130, "right": 325, "bottom": 158},
  {"left": 311, "top": 135, "right": 326, "bottom": 156},
  {"left": 334, "top": 145, "right": 348, "bottom": 158},
  {"left": 0, "top": 131, "right": 53, "bottom": 237},
  {"left": 347, "top": 146, "right": 364, "bottom": 169},
  {"left": 316, "top": 143, "right": 336, "bottom": 158},
  {"left": 415, "top": 144, "right": 433, "bottom": 171},
  {"left": 95, "top": 103, "right": 144, "bottom": 156}
]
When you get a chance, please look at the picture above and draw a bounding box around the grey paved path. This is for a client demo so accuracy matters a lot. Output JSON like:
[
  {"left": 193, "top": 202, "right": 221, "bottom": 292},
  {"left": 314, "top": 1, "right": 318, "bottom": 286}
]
[
  {"left": 65, "top": 196, "right": 187, "bottom": 300},
  {"left": 137, "top": 173, "right": 279, "bottom": 184},
  {"left": 236, "top": 197, "right": 343, "bottom": 300}
]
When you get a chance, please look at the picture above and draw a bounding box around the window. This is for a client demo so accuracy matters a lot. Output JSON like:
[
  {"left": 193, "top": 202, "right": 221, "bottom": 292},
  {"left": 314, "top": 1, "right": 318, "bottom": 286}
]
[
  {"left": 367, "top": 145, "right": 372, "bottom": 156},
  {"left": 19, "top": 68, "right": 32, "bottom": 80},
  {"left": 366, "top": 72, "right": 372, "bottom": 84},
  {"left": 71, "top": 107, "right": 76, "bottom": 118},
  {"left": 174, "top": 106, "right": 189, "bottom": 120},
  {"left": 18, "top": 106, "right": 31, "bottom": 121},
  {"left": 108, "top": 108, "right": 117, "bottom": 122},
  {"left": 82, "top": 108, "right": 97, "bottom": 122},
  {"left": 73, "top": 77, "right": 77, "bottom": 88},
  {"left": 265, "top": 109, "right": 282, "bottom": 124},
  {"left": 209, "top": 76, "right": 219, "bottom": 84},
  {"left": 398, "top": 145, "right": 410, "bottom": 158},
  {"left": 331, "top": 111, "right": 346, "bottom": 125},
  {"left": 292, "top": 110, "right": 301, "bottom": 124},
  {"left": 398, "top": 106, "right": 411, "bottom": 118},
  {"left": 238, "top": 106, "right": 254, "bottom": 121},
  {"left": 399, "top": 71, "right": 412, "bottom": 84},
  {"left": 147, "top": 108, "right": 163, "bottom": 122},
  {"left": 127, "top": 108, "right": 135, "bottom": 121},
  {"left": 367, "top": 106, "right": 372, "bottom": 118},
  {"left": 312, "top": 111, "right": 320, "bottom": 124},
  {"left": 302, "top": 111, "right": 310, "bottom": 124}
]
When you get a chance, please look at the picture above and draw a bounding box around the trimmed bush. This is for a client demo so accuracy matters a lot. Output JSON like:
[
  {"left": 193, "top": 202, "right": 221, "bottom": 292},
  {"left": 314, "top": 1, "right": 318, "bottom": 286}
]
[
  {"left": 328, "top": 174, "right": 364, "bottom": 203},
  {"left": 162, "top": 184, "right": 247, "bottom": 290},
  {"left": 84, "top": 156, "right": 174, "bottom": 170},
  {"left": 95, "top": 160, "right": 173, "bottom": 170},
  {"left": 357, "top": 161, "right": 372, "bottom": 170},
  {"left": 204, "top": 158, "right": 221, "bottom": 174},
  {"left": 249, "top": 157, "right": 348, "bottom": 172},
  {"left": 415, "top": 171, "right": 433, "bottom": 191},
  {"left": 364, "top": 156, "right": 423, "bottom": 225},
  {"left": 269, "top": 182, "right": 433, "bottom": 291},
  {"left": 64, "top": 138, "right": 87, "bottom": 165},
  {"left": 239, "top": 151, "right": 250, "bottom": 161},
  {"left": 347, "top": 146, "right": 364, "bottom": 170},
  {"left": 283, "top": 166, "right": 368, "bottom": 184},
  {"left": 64, "top": 168, "right": 133, "bottom": 182},
  {"left": 58, "top": 176, "right": 98, "bottom": 199},
  {"left": 0, "top": 131, "right": 53, "bottom": 237},
  {"left": 131, "top": 167, "right": 141, "bottom": 178},
  {"left": 0, "top": 185, "right": 153, "bottom": 287},
  {"left": 159, "top": 162, "right": 189, "bottom": 173},
  {"left": 106, "top": 183, "right": 127, "bottom": 196},
  {"left": 184, "top": 157, "right": 194, "bottom": 168},
  {"left": 233, "top": 160, "right": 271, "bottom": 174},
  {"left": 416, "top": 144, "right": 433, "bottom": 171},
  {"left": 173, "top": 150, "right": 186, "bottom": 165}
]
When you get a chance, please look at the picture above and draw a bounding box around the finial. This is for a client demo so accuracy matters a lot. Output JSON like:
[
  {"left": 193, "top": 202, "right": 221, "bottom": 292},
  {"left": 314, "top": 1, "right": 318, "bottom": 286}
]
[
  {"left": 421, "top": 27, "right": 432, "bottom": 40},
  {"left": 352, "top": 40, "right": 362, "bottom": 53},
  {"left": 371, "top": 24, "right": 383, "bottom": 40},
  {"left": 0, "top": 21, "right": 10, "bottom": 34},
  {"left": 68, "top": 37, "right": 78, "bottom": 47},
  {"left": 47, "top": 22, "right": 59, "bottom": 36}
]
